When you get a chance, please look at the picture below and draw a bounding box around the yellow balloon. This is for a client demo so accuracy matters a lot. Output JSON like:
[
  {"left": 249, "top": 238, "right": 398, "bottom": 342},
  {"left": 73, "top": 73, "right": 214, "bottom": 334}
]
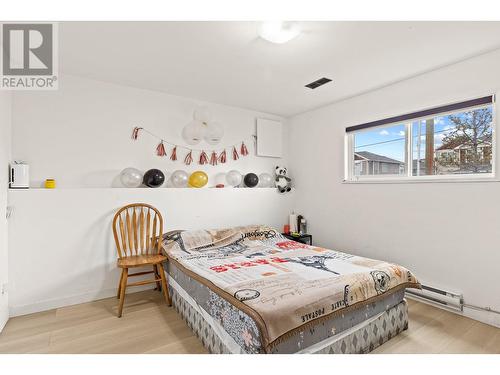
[{"left": 188, "top": 171, "right": 208, "bottom": 188}]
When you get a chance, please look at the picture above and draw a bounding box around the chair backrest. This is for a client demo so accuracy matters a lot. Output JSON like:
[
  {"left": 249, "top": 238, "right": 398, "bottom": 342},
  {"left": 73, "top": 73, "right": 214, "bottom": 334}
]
[{"left": 112, "top": 203, "right": 164, "bottom": 258}]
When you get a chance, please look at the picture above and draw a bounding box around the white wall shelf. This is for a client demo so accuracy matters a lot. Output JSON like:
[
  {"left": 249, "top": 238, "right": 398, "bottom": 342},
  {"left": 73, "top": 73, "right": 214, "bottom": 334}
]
[{"left": 9, "top": 187, "right": 281, "bottom": 191}]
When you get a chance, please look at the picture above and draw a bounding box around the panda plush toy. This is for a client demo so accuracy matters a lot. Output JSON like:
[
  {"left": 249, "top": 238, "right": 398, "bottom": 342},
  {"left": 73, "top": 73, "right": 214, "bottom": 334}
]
[{"left": 275, "top": 166, "right": 292, "bottom": 193}]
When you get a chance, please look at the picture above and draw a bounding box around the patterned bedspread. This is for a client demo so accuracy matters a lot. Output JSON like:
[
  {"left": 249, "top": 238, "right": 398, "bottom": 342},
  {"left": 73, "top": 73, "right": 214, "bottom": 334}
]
[{"left": 162, "top": 225, "right": 420, "bottom": 351}]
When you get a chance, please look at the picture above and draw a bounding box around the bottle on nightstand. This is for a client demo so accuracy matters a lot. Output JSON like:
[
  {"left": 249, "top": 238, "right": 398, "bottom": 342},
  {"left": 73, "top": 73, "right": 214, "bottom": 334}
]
[{"left": 300, "top": 218, "right": 307, "bottom": 235}]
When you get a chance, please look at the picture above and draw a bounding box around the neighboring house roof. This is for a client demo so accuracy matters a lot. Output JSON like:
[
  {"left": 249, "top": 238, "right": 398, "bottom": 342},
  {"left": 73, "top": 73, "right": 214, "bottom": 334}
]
[
  {"left": 354, "top": 151, "right": 403, "bottom": 164},
  {"left": 453, "top": 141, "right": 491, "bottom": 150},
  {"left": 437, "top": 136, "right": 492, "bottom": 151}
]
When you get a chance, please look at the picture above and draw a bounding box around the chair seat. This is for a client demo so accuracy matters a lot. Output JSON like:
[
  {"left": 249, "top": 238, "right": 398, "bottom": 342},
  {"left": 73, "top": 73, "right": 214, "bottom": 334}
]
[{"left": 117, "top": 254, "right": 167, "bottom": 268}]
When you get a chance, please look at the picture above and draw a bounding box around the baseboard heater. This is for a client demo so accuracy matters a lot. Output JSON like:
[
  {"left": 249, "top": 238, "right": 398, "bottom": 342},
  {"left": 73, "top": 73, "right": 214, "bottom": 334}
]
[{"left": 406, "top": 284, "right": 464, "bottom": 312}]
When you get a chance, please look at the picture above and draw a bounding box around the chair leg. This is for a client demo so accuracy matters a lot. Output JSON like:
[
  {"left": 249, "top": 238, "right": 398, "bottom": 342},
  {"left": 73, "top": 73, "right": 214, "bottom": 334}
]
[
  {"left": 153, "top": 265, "right": 162, "bottom": 291},
  {"left": 117, "top": 269, "right": 125, "bottom": 299},
  {"left": 118, "top": 268, "right": 128, "bottom": 317},
  {"left": 158, "top": 263, "right": 171, "bottom": 306}
]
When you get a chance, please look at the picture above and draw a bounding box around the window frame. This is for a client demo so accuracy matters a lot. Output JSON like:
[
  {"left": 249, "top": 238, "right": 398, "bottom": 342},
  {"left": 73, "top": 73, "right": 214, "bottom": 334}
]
[{"left": 344, "top": 99, "right": 496, "bottom": 183}]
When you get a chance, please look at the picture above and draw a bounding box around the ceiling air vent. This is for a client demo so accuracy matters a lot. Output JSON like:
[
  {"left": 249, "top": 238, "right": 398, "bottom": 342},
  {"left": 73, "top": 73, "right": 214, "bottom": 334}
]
[{"left": 305, "top": 77, "right": 332, "bottom": 89}]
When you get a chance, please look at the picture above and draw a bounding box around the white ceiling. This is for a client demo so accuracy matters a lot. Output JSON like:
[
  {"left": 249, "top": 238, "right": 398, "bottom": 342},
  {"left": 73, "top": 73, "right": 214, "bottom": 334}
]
[{"left": 60, "top": 21, "right": 500, "bottom": 117}]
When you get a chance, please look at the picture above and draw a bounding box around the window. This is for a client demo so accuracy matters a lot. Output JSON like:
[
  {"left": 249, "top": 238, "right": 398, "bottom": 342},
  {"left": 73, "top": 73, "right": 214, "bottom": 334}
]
[
  {"left": 345, "top": 96, "right": 495, "bottom": 181},
  {"left": 354, "top": 123, "right": 406, "bottom": 177}
]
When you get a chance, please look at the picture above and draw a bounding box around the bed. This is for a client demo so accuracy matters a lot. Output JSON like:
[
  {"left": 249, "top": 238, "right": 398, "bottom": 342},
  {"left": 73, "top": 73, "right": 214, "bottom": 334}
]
[{"left": 161, "top": 225, "right": 420, "bottom": 354}]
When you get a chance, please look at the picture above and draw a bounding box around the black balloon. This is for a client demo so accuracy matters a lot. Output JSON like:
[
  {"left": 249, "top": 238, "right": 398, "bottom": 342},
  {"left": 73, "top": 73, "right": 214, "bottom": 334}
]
[
  {"left": 143, "top": 169, "right": 165, "bottom": 188},
  {"left": 244, "top": 173, "right": 259, "bottom": 188}
]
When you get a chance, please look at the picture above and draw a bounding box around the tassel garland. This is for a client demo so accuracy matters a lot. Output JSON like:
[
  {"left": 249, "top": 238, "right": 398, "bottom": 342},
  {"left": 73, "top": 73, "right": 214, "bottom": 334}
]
[
  {"left": 210, "top": 151, "right": 218, "bottom": 166},
  {"left": 199, "top": 150, "right": 209, "bottom": 165},
  {"left": 129, "top": 126, "right": 251, "bottom": 166},
  {"left": 240, "top": 142, "right": 249, "bottom": 156},
  {"left": 131, "top": 127, "right": 142, "bottom": 140},
  {"left": 218, "top": 149, "right": 227, "bottom": 164},
  {"left": 156, "top": 141, "right": 166, "bottom": 156},
  {"left": 184, "top": 150, "right": 193, "bottom": 165},
  {"left": 232, "top": 146, "right": 239, "bottom": 161},
  {"left": 170, "top": 146, "right": 177, "bottom": 161}
]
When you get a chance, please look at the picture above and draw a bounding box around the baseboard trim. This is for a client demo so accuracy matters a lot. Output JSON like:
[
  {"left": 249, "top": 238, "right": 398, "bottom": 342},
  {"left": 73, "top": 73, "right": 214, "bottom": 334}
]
[
  {"left": 0, "top": 306, "right": 8, "bottom": 332},
  {"left": 9, "top": 285, "right": 150, "bottom": 317}
]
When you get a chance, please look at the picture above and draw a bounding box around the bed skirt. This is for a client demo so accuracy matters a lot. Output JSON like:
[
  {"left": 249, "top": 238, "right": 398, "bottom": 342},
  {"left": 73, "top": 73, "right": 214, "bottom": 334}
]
[{"left": 170, "top": 282, "right": 409, "bottom": 354}]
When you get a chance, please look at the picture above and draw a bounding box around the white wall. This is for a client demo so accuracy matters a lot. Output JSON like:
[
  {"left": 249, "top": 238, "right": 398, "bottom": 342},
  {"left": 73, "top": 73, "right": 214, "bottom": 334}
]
[
  {"left": 8, "top": 188, "right": 293, "bottom": 316},
  {"left": 8, "top": 74, "right": 292, "bottom": 316},
  {"left": 289, "top": 49, "right": 500, "bottom": 327},
  {"left": 11, "top": 74, "right": 287, "bottom": 188},
  {"left": 0, "top": 92, "right": 12, "bottom": 330}
]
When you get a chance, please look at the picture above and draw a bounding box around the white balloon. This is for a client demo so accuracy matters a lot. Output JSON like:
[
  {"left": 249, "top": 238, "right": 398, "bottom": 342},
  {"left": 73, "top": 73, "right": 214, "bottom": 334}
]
[
  {"left": 171, "top": 170, "right": 189, "bottom": 188},
  {"left": 204, "top": 121, "right": 224, "bottom": 145},
  {"left": 258, "top": 173, "right": 273, "bottom": 187},
  {"left": 226, "top": 170, "right": 242, "bottom": 187},
  {"left": 182, "top": 120, "right": 205, "bottom": 145},
  {"left": 120, "top": 168, "right": 143, "bottom": 188},
  {"left": 193, "top": 106, "right": 212, "bottom": 123},
  {"left": 214, "top": 173, "right": 227, "bottom": 186}
]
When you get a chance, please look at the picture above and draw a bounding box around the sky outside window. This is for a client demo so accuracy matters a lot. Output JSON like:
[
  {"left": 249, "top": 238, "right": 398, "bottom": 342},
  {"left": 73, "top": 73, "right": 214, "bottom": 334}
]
[{"left": 354, "top": 123, "right": 406, "bottom": 162}]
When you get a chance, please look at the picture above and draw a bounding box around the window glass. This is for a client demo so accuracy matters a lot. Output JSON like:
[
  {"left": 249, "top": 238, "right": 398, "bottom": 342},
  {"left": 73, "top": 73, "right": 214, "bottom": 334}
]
[
  {"left": 412, "top": 106, "right": 493, "bottom": 176},
  {"left": 348, "top": 103, "right": 494, "bottom": 180},
  {"left": 353, "top": 124, "right": 406, "bottom": 177}
]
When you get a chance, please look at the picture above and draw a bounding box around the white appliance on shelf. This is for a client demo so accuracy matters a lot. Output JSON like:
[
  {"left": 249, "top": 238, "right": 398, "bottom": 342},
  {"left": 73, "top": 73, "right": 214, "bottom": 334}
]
[{"left": 9, "top": 162, "right": 29, "bottom": 189}]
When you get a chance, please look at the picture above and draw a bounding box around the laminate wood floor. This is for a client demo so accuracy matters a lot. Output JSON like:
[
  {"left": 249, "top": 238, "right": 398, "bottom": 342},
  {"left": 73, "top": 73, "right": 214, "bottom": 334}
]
[{"left": 0, "top": 290, "right": 498, "bottom": 354}]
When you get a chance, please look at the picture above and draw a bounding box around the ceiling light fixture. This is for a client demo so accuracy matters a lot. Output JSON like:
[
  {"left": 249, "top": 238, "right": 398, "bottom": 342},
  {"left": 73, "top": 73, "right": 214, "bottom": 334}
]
[{"left": 258, "top": 21, "right": 301, "bottom": 44}]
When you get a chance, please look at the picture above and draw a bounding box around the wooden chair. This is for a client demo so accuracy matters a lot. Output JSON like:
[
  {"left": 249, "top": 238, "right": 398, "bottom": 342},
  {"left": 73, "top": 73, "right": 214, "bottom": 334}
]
[{"left": 112, "top": 203, "right": 171, "bottom": 317}]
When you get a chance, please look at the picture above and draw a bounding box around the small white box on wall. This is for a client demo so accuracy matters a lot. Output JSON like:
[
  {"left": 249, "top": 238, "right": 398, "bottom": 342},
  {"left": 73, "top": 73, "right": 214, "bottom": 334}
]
[{"left": 256, "top": 118, "right": 282, "bottom": 158}]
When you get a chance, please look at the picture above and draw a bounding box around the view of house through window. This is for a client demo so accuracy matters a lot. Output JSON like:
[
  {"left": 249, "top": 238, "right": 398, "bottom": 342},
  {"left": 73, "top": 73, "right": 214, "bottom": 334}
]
[
  {"left": 354, "top": 123, "right": 406, "bottom": 176},
  {"left": 412, "top": 107, "right": 493, "bottom": 176},
  {"left": 349, "top": 103, "right": 494, "bottom": 179}
]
